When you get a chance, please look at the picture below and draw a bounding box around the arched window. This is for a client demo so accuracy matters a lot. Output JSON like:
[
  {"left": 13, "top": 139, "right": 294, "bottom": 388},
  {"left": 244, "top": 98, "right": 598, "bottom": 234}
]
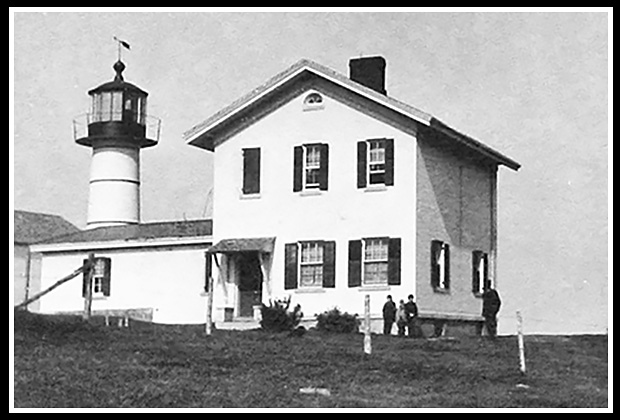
[{"left": 303, "top": 92, "right": 324, "bottom": 111}]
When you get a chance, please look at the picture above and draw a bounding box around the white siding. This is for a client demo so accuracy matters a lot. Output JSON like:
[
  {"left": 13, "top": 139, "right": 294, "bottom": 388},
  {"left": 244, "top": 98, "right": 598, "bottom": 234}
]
[{"left": 211, "top": 89, "right": 417, "bottom": 320}]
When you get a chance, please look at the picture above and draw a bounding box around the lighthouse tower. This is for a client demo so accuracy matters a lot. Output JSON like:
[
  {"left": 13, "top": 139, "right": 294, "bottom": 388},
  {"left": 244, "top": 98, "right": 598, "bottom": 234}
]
[{"left": 73, "top": 60, "right": 160, "bottom": 229}]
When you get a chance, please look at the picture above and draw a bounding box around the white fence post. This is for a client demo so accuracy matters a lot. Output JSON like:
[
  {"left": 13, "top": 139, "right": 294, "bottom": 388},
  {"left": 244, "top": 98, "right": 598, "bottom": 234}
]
[
  {"left": 516, "top": 310, "right": 526, "bottom": 374},
  {"left": 364, "top": 294, "right": 372, "bottom": 355}
]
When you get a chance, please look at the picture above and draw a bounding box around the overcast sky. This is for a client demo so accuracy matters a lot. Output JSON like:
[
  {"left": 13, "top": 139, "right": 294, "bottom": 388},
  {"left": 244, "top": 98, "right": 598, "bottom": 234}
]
[{"left": 11, "top": 10, "right": 609, "bottom": 334}]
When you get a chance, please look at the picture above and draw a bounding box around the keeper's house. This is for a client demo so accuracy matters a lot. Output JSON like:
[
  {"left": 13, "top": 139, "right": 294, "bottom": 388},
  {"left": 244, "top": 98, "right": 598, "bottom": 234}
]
[{"left": 184, "top": 56, "right": 520, "bottom": 332}]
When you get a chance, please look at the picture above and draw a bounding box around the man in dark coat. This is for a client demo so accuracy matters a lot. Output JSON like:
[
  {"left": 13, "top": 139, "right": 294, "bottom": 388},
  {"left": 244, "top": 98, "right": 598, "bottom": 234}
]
[
  {"left": 482, "top": 287, "right": 501, "bottom": 338},
  {"left": 404, "top": 294, "right": 421, "bottom": 338},
  {"left": 382, "top": 295, "right": 397, "bottom": 335}
]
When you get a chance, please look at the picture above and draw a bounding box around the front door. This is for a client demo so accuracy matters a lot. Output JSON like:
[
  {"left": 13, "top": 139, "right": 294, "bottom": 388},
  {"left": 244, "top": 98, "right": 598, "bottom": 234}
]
[{"left": 237, "top": 252, "right": 263, "bottom": 318}]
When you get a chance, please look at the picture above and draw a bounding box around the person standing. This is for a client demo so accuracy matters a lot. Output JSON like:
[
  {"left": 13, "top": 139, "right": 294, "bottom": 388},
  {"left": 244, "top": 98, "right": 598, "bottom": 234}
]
[
  {"left": 482, "top": 287, "right": 501, "bottom": 338},
  {"left": 404, "top": 294, "right": 420, "bottom": 338},
  {"left": 396, "top": 300, "right": 407, "bottom": 336},
  {"left": 382, "top": 295, "right": 397, "bottom": 335}
]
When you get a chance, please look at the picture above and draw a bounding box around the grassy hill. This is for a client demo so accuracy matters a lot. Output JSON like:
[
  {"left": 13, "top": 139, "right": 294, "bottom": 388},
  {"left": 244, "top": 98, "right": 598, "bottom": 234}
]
[{"left": 12, "top": 310, "right": 608, "bottom": 408}]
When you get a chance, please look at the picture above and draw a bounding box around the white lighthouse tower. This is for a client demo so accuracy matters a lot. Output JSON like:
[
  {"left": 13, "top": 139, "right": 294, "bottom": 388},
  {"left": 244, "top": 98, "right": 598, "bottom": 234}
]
[{"left": 73, "top": 59, "right": 160, "bottom": 229}]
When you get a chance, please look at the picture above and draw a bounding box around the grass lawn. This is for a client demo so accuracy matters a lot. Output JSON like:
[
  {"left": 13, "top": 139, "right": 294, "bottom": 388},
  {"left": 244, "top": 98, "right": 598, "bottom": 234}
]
[{"left": 12, "top": 310, "right": 608, "bottom": 408}]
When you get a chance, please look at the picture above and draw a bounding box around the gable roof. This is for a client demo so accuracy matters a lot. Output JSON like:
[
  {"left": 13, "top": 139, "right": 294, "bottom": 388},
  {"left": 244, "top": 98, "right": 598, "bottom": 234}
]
[
  {"left": 184, "top": 58, "right": 520, "bottom": 171},
  {"left": 14, "top": 210, "right": 80, "bottom": 245},
  {"left": 38, "top": 219, "right": 213, "bottom": 246}
]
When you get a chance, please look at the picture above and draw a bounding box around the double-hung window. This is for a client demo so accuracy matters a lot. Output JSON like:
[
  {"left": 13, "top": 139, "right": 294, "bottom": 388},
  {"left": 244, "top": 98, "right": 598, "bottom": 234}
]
[
  {"left": 368, "top": 140, "right": 386, "bottom": 185},
  {"left": 293, "top": 143, "right": 329, "bottom": 192},
  {"left": 363, "top": 238, "right": 389, "bottom": 285},
  {"left": 299, "top": 242, "right": 324, "bottom": 288},
  {"left": 284, "top": 241, "right": 336, "bottom": 290},
  {"left": 304, "top": 145, "right": 322, "bottom": 189},
  {"left": 83, "top": 257, "right": 111, "bottom": 298},
  {"left": 357, "top": 138, "right": 394, "bottom": 188}
]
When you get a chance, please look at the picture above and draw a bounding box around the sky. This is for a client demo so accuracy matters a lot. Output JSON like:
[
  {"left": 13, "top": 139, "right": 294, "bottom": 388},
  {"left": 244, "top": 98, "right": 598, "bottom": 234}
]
[{"left": 11, "top": 10, "right": 610, "bottom": 335}]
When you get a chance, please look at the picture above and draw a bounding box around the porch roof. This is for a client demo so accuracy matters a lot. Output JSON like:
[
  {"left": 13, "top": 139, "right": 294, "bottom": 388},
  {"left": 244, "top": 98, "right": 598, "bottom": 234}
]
[{"left": 207, "top": 237, "right": 276, "bottom": 254}]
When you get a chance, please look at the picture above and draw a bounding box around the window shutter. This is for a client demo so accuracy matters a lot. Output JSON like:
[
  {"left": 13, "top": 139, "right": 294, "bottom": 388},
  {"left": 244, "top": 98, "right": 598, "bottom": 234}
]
[
  {"left": 430, "top": 241, "right": 441, "bottom": 288},
  {"left": 357, "top": 141, "right": 367, "bottom": 188},
  {"left": 284, "top": 243, "right": 298, "bottom": 290},
  {"left": 322, "top": 241, "right": 336, "bottom": 288},
  {"left": 319, "top": 143, "right": 329, "bottom": 191},
  {"left": 388, "top": 237, "right": 401, "bottom": 285},
  {"left": 82, "top": 258, "right": 90, "bottom": 297},
  {"left": 472, "top": 251, "right": 481, "bottom": 293},
  {"left": 444, "top": 244, "right": 450, "bottom": 290},
  {"left": 242, "top": 148, "right": 261, "bottom": 194},
  {"left": 348, "top": 240, "right": 362, "bottom": 287},
  {"left": 205, "top": 252, "right": 213, "bottom": 293},
  {"left": 100, "top": 258, "right": 112, "bottom": 297},
  {"left": 384, "top": 138, "right": 395, "bottom": 186},
  {"left": 293, "top": 146, "right": 303, "bottom": 192}
]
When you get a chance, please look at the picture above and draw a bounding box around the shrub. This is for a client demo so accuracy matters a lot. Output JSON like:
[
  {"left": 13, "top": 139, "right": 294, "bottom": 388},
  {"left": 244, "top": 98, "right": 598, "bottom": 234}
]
[
  {"left": 316, "top": 307, "right": 360, "bottom": 334},
  {"left": 260, "top": 297, "right": 303, "bottom": 332}
]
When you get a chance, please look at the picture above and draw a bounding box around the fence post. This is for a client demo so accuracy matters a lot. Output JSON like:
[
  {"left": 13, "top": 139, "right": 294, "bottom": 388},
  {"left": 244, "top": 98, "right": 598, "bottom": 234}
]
[
  {"left": 364, "top": 294, "right": 372, "bottom": 355},
  {"left": 205, "top": 262, "right": 214, "bottom": 336},
  {"left": 516, "top": 310, "right": 526, "bottom": 374},
  {"left": 82, "top": 253, "right": 94, "bottom": 321}
]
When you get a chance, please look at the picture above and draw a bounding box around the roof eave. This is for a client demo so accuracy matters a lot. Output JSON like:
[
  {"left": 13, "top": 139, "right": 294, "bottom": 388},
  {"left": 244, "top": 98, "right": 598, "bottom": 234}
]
[{"left": 429, "top": 118, "right": 521, "bottom": 171}]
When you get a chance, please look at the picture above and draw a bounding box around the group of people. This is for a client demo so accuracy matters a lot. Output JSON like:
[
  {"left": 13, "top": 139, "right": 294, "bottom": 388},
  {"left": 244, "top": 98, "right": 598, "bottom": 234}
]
[
  {"left": 381, "top": 294, "right": 423, "bottom": 337},
  {"left": 381, "top": 288, "right": 502, "bottom": 338}
]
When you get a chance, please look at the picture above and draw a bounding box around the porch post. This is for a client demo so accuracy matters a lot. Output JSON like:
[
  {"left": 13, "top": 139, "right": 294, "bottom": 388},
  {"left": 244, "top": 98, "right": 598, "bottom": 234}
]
[
  {"left": 205, "top": 251, "right": 214, "bottom": 336},
  {"left": 257, "top": 252, "right": 271, "bottom": 299}
]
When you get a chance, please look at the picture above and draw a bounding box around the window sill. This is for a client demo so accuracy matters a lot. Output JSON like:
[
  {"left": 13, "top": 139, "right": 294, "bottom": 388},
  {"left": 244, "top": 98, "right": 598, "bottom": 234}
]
[
  {"left": 302, "top": 104, "right": 325, "bottom": 112},
  {"left": 364, "top": 185, "right": 388, "bottom": 193},
  {"left": 433, "top": 287, "right": 451, "bottom": 295},
  {"left": 240, "top": 193, "right": 261, "bottom": 200},
  {"left": 295, "top": 287, "right": 326, "bottom": 294},
  {"left": 299, "top": 189, "right": 323, "bottom": 197},
  {"left": 92, "top": 295, "right": 108, "bottom": 301},
  {"left": 472, "top": 292, "right": 484, "bottom": 298},
  {"left": 358, "top": 285, "right": 391, "bottom": 292}
]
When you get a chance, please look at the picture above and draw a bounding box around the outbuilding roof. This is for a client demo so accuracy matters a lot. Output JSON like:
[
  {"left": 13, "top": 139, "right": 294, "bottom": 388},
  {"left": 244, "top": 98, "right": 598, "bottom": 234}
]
[
  {"left": 14, "top": 210, "right": 80, "bottom": 245},
  {"left": 38, "top": 219, "right": 213, "bottom": 245},
  {"left": 184, "top": 58, "right": 520, "bottom": 171}
]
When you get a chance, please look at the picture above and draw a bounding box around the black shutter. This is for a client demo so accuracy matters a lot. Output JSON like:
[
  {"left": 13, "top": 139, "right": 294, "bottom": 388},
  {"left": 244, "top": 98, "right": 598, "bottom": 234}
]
[
  {"left": 430, "top": 241, "right": 442, "bottom": 288},
  {"left": 387, "top": 237, "right": 401, "bottom": 285},
  {"left": 293, "top": 146, "right": 303, "bottom": 192},
  {"left": 348, "top": 240, "right": 362, "bottom": 287},
  {"left": 472, "top": 251, "right": 481, "bottom": 293},
  {"left": 82, "top": 258, "right": 90, "bottom": 297},
  {"left": 205, "top": 252, "right": 213, "bottom": 293},
  {"left": 242, "top": 148, "right": 261, "bottom": 194},
  {"left": 322, "top": 241, "right": 336, "bottom": 288},
  {"left": 101, "top": 258, "right": 112, "bottom": 297},
  {"left": 384, "top": 138, "right": 394, "bottom": 186},
  {"left": 284, "top": 243, "right": 298, "bottom": 290},
  {"left": 319, "top": 143, "right": 329, "bottom": 191},
  {"left": 444, "top": 244, "right": 450, "bottom": 290},
  {"left": 357, "top": 141, "right": 367, "bottom": 188}
]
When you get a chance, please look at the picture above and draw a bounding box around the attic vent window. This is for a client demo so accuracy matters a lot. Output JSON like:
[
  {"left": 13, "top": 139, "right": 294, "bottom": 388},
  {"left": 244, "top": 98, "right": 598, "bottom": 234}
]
[{"left": 303, "top": 93, "right": 324, "bottom": 111}]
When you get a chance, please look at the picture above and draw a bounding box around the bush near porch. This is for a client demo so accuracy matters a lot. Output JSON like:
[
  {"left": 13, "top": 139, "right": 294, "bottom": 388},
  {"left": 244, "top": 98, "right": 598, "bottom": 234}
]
[{"left": 13, "top": 311, "right": 608, "bottom": 408}]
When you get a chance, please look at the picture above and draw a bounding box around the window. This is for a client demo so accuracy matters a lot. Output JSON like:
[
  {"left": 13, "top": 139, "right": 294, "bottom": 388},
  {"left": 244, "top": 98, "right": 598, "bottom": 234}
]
[
  {"left": 300, "top": 242, "right": 324, "bottom": 288},
  {"left": 304, "top": 145, "right": 321, "bottom": 189},
  {"left": 363, "top": 238, "right": 389, "bottom": 285},
  {"left": 293, "top": 144, "right": 329, "bottom": 192},
  {"left": 472, "top": 251, "right": 490, "bottom": 295},
  {"left": 242, "top": 148, "right": 261, "bottom": 195},
  {"left": 357, "top": 138, "right": 394, "bottom": 188},
  {"left": 82, "top": 257, "right": 111, "bottom": 298},
  {"left": 303, "top": 92, "right": 324, "bottom": 110},
  {"left": 348, "top": 237, "right": 401, "bottom": 287},
  {"left": 431, "top": 240, "right": 450, "bottom": 291},
  {"left": 368, "top": 140, "right": 386, "bottom": 185},
  {"left": 285, "top": 241, "right": 335, "bottom": 290}
]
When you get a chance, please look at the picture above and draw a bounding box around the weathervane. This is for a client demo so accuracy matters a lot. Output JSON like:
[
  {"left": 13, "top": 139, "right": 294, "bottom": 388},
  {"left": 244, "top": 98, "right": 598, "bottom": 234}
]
[{"left": 113, "top": 36, "right": 131, "bottom": 62}]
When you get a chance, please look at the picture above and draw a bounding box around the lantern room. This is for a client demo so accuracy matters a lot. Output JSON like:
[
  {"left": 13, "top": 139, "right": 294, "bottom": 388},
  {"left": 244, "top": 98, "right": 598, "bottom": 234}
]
[{"left": 73, "top": 60, "right": 160, "bottom": 148}]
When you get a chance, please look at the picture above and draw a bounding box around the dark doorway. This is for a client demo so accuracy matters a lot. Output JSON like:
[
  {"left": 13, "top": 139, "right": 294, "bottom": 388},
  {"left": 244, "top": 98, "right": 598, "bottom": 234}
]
[{"left": 237, "top": 252, "right": 263, "bottom": 318}]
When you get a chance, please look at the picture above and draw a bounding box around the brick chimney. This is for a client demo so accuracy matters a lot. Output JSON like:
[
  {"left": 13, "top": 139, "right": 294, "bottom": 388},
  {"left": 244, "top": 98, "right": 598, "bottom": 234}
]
[{"left": 349, "top": 56, "right": 387, "bottom": 95}]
